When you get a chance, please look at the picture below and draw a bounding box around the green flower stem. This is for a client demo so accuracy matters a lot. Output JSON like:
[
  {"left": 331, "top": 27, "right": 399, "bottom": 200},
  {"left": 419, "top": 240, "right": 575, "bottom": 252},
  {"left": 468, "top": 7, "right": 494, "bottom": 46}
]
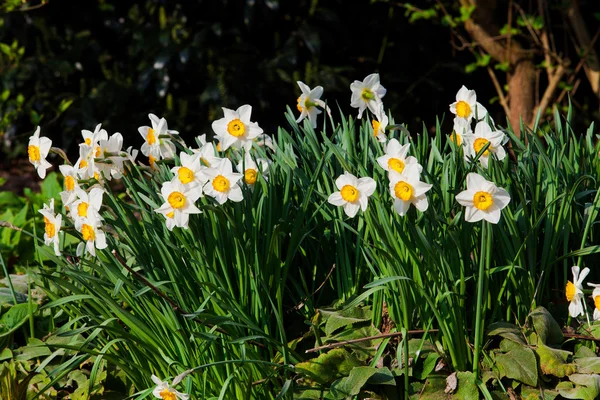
[{"left": 473, "top": 222, "right": 491, "bottom": 377}]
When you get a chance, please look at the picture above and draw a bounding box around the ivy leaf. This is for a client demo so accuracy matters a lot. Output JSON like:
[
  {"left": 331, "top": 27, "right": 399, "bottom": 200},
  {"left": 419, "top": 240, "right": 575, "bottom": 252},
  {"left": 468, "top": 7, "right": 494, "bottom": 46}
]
[{"left": 495, "top": 346, "right": 538, "bottom": 386}]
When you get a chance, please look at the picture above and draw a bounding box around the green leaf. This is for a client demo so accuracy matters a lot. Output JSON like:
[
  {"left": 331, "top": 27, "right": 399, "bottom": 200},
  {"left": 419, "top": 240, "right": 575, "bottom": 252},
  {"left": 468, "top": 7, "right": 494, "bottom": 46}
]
[
  {"left": 455, "top": 371, "right": 479, "bottom": 400},
  {"left": 328, "top": 366, "right": 394, "bottom": 399},
  {"left": 414, "top": 352, "right": 440, "bottom": 380},
  {"left": 487, "top": 322, "right": 526, "bottom": 345},
  {"left": 295, "top": 348, "right": 361, "bottom": 385},
  {"left": 536, "top": 343, "right": 576, "bottom": 378},
  {"left": 559, "top": 374, "right": 600, "bottom": 399},
  {"left": 0, "top": 303, "right": 37, "bottom": 338},
  {"left": 529, "top": 307, "right": 564, "bottom": 345},
  {"left": 321, "top": 307, "right": 371, "bottom": 336},
  {"left": 40, "top": 172, "right": 62, "bottom": 201},
  {"left": 495, "top": 346, "right": 538, "bottom": 386},
  {"left": 575, "top": 358, "right": 600, "bottom": 374}
]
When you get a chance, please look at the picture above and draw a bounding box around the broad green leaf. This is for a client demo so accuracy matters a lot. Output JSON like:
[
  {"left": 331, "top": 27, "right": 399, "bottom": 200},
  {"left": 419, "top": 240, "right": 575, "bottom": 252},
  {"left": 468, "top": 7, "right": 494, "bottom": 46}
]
[
  {"left": 495, "top": 346, "right": 538, "bottom": 386},
  {"left": 414, "top": 352, "right": 440, "bottom": 380},
  {"left": 487, "top": 322, "right": 526, "bottom": 345},
  {"left": 0, "top": 303, "right": 37, "bottom": 338},
  {"left": 295, "top": 348, "right": 361, "bottom": 385},
  {"left": 575, "top": 358, "right": 600, "bottom": 374},
  {"left": 529, "top": 307, "right": 563, "bottom": 345},
  {"left": 327, "top": 325, "right": 383, "bottom": 361},
  {"left": 328, "top": 366, "right": 394, "bottom": 399},
  {"left": 536, "top": 343, "right": 576, "bottom": 378},
  {"left": 559, "top": 374, "right": 600, "bottom": 399},
  {"left": 455, "top": 371, "right": 478, "bottom": 400},
  {"left": 321, "top": 307, "right": 371, "bottom": 336},
  {"left": 521, "top": 385, "right": 559, "bottom": 399}
]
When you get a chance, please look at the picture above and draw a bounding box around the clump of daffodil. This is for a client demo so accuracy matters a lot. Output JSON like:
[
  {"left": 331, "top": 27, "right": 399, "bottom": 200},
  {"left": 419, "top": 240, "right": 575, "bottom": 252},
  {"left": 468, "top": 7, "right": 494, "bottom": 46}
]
[
  {"left": 203, "top": 158, "right": 244, "bottom": 204},
  {"left": 449, "top": 85, "right": 487, "bottom": 122},
  {"left": 296, "top": 81, "right": 328, "bottom": 129},
  {"left": 464, "top": 121, "right": 507, "bottom": 168},
  {"left": 327, "top": 172, "right": 376, "bottom": 218},
  {"left": 350, "top": 73, "right": 386, "bottom": 119},
  {"left": 388, "top": 164, "right": 432, "bottom": 216},
  {"left": 28, "top": 126, "right": 53, "bottom": 179},
  {"left": 211, "top": 105, "right": 263, "bottom": 151},
  {"left": 151, "top": 375, "right": 189, "bottom": 400},
  {"left": 38, "top": 199, "right": 62, "bottom": 256},
  {"left": 455, "top": 173, "right": 510, "bottom": 224},
  {"left": 565, "top": 266, "right": 590, "bottom": 318}
]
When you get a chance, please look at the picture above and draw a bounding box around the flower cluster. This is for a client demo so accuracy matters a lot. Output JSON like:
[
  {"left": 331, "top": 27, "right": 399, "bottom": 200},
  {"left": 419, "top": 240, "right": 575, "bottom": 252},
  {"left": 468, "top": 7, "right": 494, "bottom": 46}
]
[
  {"left": 449, "top": 86, "right": 507, "bottom": 168},
  {"left": 565, "top": 266, "right": 600, "bottom": 321}
]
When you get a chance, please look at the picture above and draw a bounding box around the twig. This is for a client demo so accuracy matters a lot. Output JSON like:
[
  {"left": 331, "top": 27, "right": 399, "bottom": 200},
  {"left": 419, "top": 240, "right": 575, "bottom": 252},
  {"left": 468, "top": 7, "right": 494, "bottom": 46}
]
[
  {"left": 305, "top": 329, "right": 440, "bottom": 353},
  {"left": 533, "top": 63, "right": 566, "bottom": 120},
  {"left": 487, "top": 66, "right": 510, "bottom": 117},
  {"left": 287, "top": 264, "right": 336, "bottom": 314}
]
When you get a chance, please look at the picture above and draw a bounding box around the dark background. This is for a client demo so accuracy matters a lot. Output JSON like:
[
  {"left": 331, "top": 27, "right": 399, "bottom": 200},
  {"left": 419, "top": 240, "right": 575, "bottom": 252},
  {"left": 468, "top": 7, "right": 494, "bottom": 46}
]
[{"left": 1, "top": 0, "right": 599, "bottom": 172}]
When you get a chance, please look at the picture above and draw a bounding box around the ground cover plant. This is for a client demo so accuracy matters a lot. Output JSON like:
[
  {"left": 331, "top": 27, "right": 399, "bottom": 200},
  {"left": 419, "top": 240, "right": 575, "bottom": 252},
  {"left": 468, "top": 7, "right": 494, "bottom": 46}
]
[{"left": 1, "top": 75, "right": 600, "bottom": 399}]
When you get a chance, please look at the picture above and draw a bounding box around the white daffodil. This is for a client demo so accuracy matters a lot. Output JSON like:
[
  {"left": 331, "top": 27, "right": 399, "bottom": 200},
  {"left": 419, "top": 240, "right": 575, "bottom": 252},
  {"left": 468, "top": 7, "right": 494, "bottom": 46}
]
[
  {"left": 565, "top": 266, "right": 590, "bottom": 318},
  {"left": 155, "top": 180, "right": 202, "bottom": 230},
  {"left": 388, "top": 164, "right": 432, "bottom": 216},
  {"left": 38, "top": 199, "right": 62, "bottom": 256},
  {"left": 296, "top": 81, "right": 326, "bottom": 129},
  {"left": 203, "top": 158, "right": 244, "bottom": 204},
  {"left": 96, "top": 132, "right": 125, "bottom": 180},
  {"left": 191, "top": 141, "right": 223, "bottom": 169},
  {"left": 125, "top": 146, "right": 139, "bottom": 164},
  {"left": 371, "top": 103, "right": 388, "bottom": 143},
  {"left": 588, "top": 283, "right": 600, "bottom": 321},
  {"left": 450, "top": 117, "right": 473, "bottom": 148},
  {"left": 151, "top": 375, "right": 189, "bottom": 400},
  {"left": 75, "top": 212, "right": 107, "bottom": 257},
  {"left": 28, "top": 126, "right": 52, "bottom": 179},
  {"left": 75, "top": 144, "right": 100, "bottom": 181},
  {"left": 59, "top": 165, "right": 80, "bottom": 207},
  {"left": 449, "top": 85, "right": 488, "bottom": 122},
  {"left": 211, "top": 105, "right": 263, "bottom": 151},
  {"left": 376, "top": 139, "right": 422, "bottom": 175},
  {"left": 139, "top": 114, "right": 178, "bottom": 159},
  {"left": 455, "top": 173, "right": 510, "bottom": 224},
  {"left": 171, "top": 151, "right": 205, "bottom": 188},
  {"left": 236, "top": 151, "right": 270, "bottom": 187},
  {"left": 81, "top": 123, "right": 108, "bottom": 148},
  {"left": 71, "top": 187, "right": 104, "bottom": 224},
  {"left": 327, "top": 172, "right": 376, "bottom": 218},
  {"left": 255, "top": 133, "right": 275, "bottom": 151},
  {"left": 464, "top": 121, "right": 507, "bottom": 168},
  {"left": 350, "top": 73, "right": 387, "bottom": 119}
]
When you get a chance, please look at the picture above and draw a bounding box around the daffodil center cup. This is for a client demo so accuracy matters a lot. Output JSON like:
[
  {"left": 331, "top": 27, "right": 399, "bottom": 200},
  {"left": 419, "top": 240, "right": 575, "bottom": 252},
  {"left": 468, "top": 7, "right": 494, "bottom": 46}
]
[
  {"left": 455, "top": 100, "right": 471, "bottom": 118},
  {"left": 178, "top": 167, "right": 195, "bottom": 184},
  {"left": 82, "top": 224, "right": 95, "bottom": 241},
  {"left": 166, "top": 211, "right": 175, "bottom": 219},
  {"left": 473, "top": 138, "right": 491, "bottom": 156},
  {"left": 361, "top": 88, "right": 375, "bottom": 101},
  {"left": 388, "top": 158, "right": 405, "bottom": 174},
  {"left": 244, "top": 168, "right": 258, "bottom": 185},
  {"left": 28, "top": 145, "right": 41, "bottom": 162},
  {"left": 450, "top": 132, "right": 462, "bottom": 146},
  {"left": 565, "top": 281, "right": 576, "bottom": 301},
  {"left": 149, "top": 155, "right": 157, "bottom": 170},
  {"left": 473, "top": 191, "right": 493, "bottom": 211},
  {"left": 340, "top": 185, "right": 360, "bottom": 202},
  {"left": 80, "top": 159, "right": 89, "bottom": 169},
  {"left": 44, "top": 219, "right": 55, "bottom": 237},
  {"left": 65, "top": 176, "right": 75, "bottom": 191},
  {"left": 167, "top": 191, "right": 186, "bottom": 209},
  {"left": 595, "top": 295, "right": 600, "bottom": 311},
  {"left": 160, "top": 389, "right": 177, "bottom": 400},
  {"left": 213, "top": 175, "right": 230, "bottom": 193},
  {"left": 372, "top": 120, "right": 381, "bottom": 137},
  {"left": 78, "top": 202, "right": 89, "bottom": 217},
  {"left": 227, "top": 119, "right": 246, "bottom": 137},
  {"left": 394, "top": 181, "right": 413, "bottom": 201},
  {"left": 147, "top": 128, "right": 156, "bottom": 145}
]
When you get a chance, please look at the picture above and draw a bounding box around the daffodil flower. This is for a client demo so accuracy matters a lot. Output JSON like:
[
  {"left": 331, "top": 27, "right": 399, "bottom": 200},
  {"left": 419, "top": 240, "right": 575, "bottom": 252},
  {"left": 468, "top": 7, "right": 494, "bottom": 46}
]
[
  {"left": 388, "top": 164, "right": 432, "bottom": 216},
  {"left": 96, "top": 132, "right": 126, "bottom": 180},
  {"left": 139, "top": 114, "right": 178, "bottom": 159},
  {"left": 203, "top": 158, "right": 244, "bottom": 204},
  {"left": 350, "top": 73, "right": 386, "bottom": 119},
  {"left": 327, "top": 172, "right": 376, "bottom": 218},
  {"left": 455, "top": 173, "right": 510, "bottom": 224},
  {"left": 71, "top": 187, "right": 105, "bottom": 224},
  {"left": 464, "top": 121, "right": 507, "bottom": 168},
  {"left": 59, "top": 165, "right": 81, "bottom": 207},
  {"left": 236, "top": 151, "right": 270, "bottom": 187},
  {"left": 372, "top": 103, "right": 388, "bottom": 143},
  {"left": 75, "top": 144, "right": 99, "bottom": 180},
  {"left": 449, "top": 85, "right": 488, "bottom": 122},
  {"left": 449, "top": 117, "right": 473, "bottom": 148},
  {"left": 75, "top": 212, "right": 107, "bottom": 257},
  {"left": 296, "top": 81, "right": 326, "bottom": 129},
  {"left": 565, "top": 266, "right": 590, "bottom": 318},
  {"left": 376, "top": 139, "right": 422, "bottom": 175},
  {"left": 588, "top": 282, "right": 600, "bottom": 320},
  {"left": 171, "top": 151, "right": 205, "bottom": 189},
  {"left": 38, "top": 199, "right": 62, "bottom": 256},
  {"left": 81, "top": 123, "right": 108, "bottom": 148},
  {"left": 191, "top": 141, "right": 222, "bottom": 169},
  {"left": 151, "top": 375, "right": 189, "bottom": 400},
  {"left": 28, "top": 126, "right": 53, "bottom": 179},
  {"left": 211, "top": 105, "right": 263, "bottom": 151},
  {"left": 155, "top": 180, "right": 203, "bottom": 230}
]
